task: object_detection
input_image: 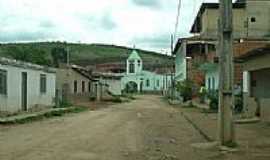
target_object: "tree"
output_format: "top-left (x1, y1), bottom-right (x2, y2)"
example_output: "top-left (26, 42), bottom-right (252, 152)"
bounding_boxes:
top-left (4, 45), bottom-right (50, 66)
top-left (51, 47), bottom-right (68, 67)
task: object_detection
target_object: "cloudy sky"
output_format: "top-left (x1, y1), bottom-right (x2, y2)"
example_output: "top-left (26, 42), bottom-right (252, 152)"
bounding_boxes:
top-left (0, 0), bottom-right (219, 53)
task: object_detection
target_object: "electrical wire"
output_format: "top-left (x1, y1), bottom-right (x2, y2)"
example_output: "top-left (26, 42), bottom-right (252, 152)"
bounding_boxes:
top-left (174, 0), bottom-right (182, 42)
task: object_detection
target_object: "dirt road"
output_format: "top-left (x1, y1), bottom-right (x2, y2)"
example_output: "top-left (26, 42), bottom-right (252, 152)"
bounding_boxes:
top-left (0, 95), bottom-right (212, 160)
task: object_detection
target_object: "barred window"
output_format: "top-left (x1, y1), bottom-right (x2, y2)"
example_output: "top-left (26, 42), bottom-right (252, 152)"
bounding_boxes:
top-left (40, 74), bottom-right (47, 94)
top-left (88, 82), bottom-right (91, 92)
top-left (0, 69), bottom-right (7, 95)
top-left (82, 81), bottom-right (85, 93)
top-left (74, 80), bottom-right (78, 93)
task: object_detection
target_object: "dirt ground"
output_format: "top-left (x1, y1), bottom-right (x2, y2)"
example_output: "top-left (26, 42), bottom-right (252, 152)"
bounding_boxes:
top-left (0, 95), bottom-right (223, 160)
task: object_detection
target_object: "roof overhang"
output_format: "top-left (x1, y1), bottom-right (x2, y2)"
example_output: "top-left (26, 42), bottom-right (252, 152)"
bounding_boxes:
top-left (237, 46), bottom-right (270, 61)
top-left (172, 36), bottom-right (217, 55)
top-left (0, 57), bottom-right (56, 73)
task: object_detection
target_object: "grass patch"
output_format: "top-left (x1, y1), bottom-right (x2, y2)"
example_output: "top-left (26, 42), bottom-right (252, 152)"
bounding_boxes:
top-left (1, 106), bottom-right (88, 125)
top-left (200, 108), bottom-right (218, 114)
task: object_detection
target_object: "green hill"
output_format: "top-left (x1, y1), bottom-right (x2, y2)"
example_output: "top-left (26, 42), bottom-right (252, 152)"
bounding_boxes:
top-left (0, 42), bottom-right (174, 67)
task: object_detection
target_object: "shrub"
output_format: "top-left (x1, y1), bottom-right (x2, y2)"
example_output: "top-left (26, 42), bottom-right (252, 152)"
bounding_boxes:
top-left (198, 86), bottom-right (207, 103)
top-left (208, 90), bottom-right (219, 111)
top-left (176, 80), bottom-right (193, 102)
top-left (234, 96), bottom-right (243, 113)
top-left (89, 95), bottom-right (96, 101)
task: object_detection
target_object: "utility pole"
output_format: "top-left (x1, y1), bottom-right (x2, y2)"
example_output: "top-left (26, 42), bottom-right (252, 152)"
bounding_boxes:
top-left (218, 0), bottom-right (235, 146)
top-left (170, 34), bottom-right (175, 100)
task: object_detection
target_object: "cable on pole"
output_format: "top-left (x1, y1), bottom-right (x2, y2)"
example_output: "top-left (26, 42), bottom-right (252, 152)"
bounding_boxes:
top-left (174, 0), bottom-right (182, 42)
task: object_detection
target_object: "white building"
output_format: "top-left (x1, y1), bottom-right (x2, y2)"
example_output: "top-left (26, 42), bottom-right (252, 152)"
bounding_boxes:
top-left (121, 50), bottom-right (171, 93)
top-left (0, 57), bottom-right (56, 113)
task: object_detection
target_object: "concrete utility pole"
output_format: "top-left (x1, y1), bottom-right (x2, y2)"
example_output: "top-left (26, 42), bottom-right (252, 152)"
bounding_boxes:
top-left (218, 0), bottom-right (235, 146)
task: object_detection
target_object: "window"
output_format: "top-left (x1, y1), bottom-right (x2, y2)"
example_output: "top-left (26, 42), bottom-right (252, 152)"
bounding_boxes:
top-left (212, 77), bottom-right (215, 90)
top-left (82, 81), bottom-right (85, 93)
top-left (40, 74), bottom-right (47, 94)
top-left (208, 77), bottom-right (211, 90)
top-left (74, 80), bottom-right (78, 93)
top-left (146, 79), bottom-right (150, 87)
top-left (156, 80), bottom-right (160, 87)
top-left (0, 69), bottom-right (7, 95)
top-left (129, 60), bottom-right (135, 73)
top-left (138, 60), bottom-right (141, 67)
top-left (88, 82), bottom-right (91, 92)
top-left (251, 17), bottom-right (256, 23)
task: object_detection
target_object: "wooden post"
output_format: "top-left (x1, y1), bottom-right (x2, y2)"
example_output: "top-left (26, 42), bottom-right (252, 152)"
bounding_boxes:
top-left (218, 0), bottom-right (235, 146)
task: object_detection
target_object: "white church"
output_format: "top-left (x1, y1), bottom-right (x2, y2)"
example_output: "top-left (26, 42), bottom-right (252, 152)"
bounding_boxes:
top-left (120, 49), bottom-right (172, 93)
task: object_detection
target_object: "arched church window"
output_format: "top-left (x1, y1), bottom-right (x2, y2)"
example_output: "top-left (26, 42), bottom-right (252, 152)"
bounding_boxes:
top-left (129, 60), bottom-right (135, 73)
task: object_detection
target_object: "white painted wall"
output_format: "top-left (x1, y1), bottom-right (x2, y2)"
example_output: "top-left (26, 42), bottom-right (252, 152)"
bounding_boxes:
top-left (100, 78), bottom-right (122, 96)
top-left (121, 70), bottom-right (171, 92)
top-left (175, 42), bottom-right (187, 82)
top-left (0, 64), bottom-right (56, 113)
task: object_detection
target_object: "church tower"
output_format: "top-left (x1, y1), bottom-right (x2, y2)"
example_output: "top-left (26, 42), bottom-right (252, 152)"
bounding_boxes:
top-left (126, 49), bottom-right (143, 74)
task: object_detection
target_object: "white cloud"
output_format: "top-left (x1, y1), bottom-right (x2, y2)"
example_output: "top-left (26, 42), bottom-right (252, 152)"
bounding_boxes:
top-left (0, 0), bottom-right (220, 53)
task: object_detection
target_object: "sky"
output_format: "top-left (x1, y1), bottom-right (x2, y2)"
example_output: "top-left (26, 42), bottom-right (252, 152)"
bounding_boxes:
top-left (0, 0), bottom-right (219, 53)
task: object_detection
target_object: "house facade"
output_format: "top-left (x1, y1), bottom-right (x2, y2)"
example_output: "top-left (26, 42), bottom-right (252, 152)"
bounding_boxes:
top-left (177, 0), bottom-right (270, 94)
top-left (200, 39), bottom-right (270, 91)
top-left (56, 65), bottom-right (97, 103)
top-left (173, 37), bottom-right (216, 92)
top-left (93, 72), bottom-right (123, 96)
top-left (240, 46), bottom-right (270, 122)
top-left (191, 0), bottom-right (270, 39)
top-left (0, 57), bottom-right (56, 113)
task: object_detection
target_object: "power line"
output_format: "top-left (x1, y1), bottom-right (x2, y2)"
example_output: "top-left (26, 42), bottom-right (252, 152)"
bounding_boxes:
top-left (174, 0), bottom-right (182, 42)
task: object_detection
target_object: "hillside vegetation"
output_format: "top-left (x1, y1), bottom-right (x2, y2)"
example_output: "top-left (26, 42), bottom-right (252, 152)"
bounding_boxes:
top-left (0, 42), bottom-right (174, 67)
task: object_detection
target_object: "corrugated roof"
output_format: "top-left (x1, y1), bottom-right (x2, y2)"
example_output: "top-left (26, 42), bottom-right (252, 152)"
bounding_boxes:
top-left (0, 57), bottom-right (56, 73)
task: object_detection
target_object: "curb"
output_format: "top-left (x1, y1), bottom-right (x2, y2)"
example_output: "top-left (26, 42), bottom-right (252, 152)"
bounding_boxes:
top-left (0, 107), bottom-right (86, 125)
top-left (181, 111), bottom-right (214, 142)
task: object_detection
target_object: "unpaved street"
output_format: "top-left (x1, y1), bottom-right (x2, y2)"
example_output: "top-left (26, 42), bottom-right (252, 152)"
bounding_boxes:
top-left (0, 95), bottom-right (212, 160)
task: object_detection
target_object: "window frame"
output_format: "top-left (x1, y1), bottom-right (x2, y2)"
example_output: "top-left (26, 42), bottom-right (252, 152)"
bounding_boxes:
top-left (74, 80), bottom-right (78, 93)
top-left (88, 81), bottom-right (91, 92)
top-left (212, 77), bottom-right (215, 90)
top-left (0, 69), bottom-right (7, 95)
top-left (250, 17), bottom-right (256, 23)
top-left (129, 60), bottom-right (135, 73)
top-left (82, 81), bottom-right (85, 93)
top-left (40, 74), bottom-right (47, 94)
